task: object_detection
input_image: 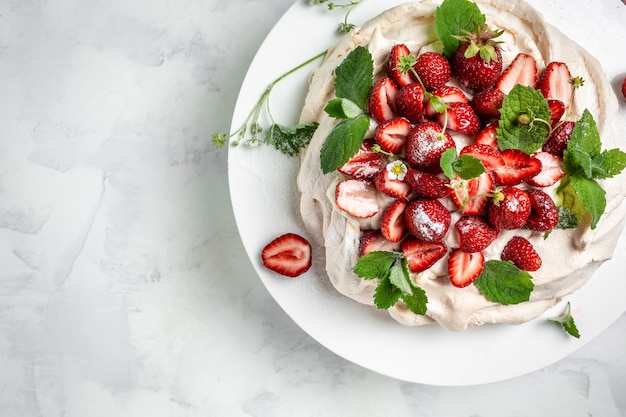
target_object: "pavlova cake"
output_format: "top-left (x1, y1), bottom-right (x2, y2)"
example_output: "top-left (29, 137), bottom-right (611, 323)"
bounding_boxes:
top-left (296, 0), bottom-right (626, 331)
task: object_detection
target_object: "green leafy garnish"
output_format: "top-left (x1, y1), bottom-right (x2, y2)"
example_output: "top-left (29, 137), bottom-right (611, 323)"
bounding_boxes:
top-left (320, 115), bottom-right (370, 174)
top-left (324, 98), bottom-right (364, 120)
top-left (474, 260), bottom-right (535, 305)
top-left (548, 302), bottom-right (580, 338)
top-left (310, 0), bottom-right (365, 33)
top-left (265, 123), bottom-right (320, 156)
top-left (353, 251), bottom-right (428, 315)
top-left (333, 45), bottom-right (374, 110)
top-left (496, 84), bottom-right (552, 154)
top-left (434, 0), bottom-right (486, 58)
top-left (440, 148), bottom-right (485, 180)
top-left (558, 109), bottom-right (626, 229)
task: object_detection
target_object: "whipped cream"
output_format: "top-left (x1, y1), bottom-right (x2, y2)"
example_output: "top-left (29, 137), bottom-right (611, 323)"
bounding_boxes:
top-left (296, 0), bottom-right (626, 331)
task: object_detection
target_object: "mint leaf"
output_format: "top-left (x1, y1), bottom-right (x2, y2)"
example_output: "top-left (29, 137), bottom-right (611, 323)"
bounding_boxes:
top-left (497, 85), bottom-right (551, 154)
top-left (474, 260), bottom-right (534, 305)
top-left (324, 97), bottom-right (364, 119)
top-left (388, 259), bottom-right (412, 295)
top-left (440, 148), bottom-right (457, 180)
top-left (265, 122), bottom-right (319, 156)
top-left (440, 148), bottom-right (484, 180)
top-left (334, 45), bottom-right (374, 110)
top-left (549, 302), bottom-right (580, 338)
top-left (591, 148), bottom-right (626, 179)
top-left (402, 285), bottom-right (428, 316)
top-left (435, 0), bottom-right (486, 58)
top-left (563, 148), bottom-right (593, 178)
top-left (374, 277), bottom-right (403, 309)
top-left (353, 251), bottom-right (401, 280)
top-left (320, 114), bottom-right (370, 174)
top-left (569, 175), bottom-right (606, 229)
top-left (566, 109), bottom-right (601, 158)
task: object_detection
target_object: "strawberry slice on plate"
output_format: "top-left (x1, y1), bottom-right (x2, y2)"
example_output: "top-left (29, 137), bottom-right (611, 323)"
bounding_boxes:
top-left (261, 233), bottom-right (312, 277)
top-left (448, 248), bottom-right (485, 288)
top-left (401, 237), bottom-right (447, 273)
top-left (493, 148), bottom-right (541, 185)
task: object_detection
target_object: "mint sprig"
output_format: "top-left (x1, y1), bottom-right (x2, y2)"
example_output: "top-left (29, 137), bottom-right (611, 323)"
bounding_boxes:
top-left (548, 302), bottom-right (580, 338)
top-left (434, 0), bottom-right (486, 58)
top-left (353, 251), bottom-right (428, 315)
top-left (440, 148), bottom-right (485, 180)
top-left (474, 260), bottom-right (534, 305)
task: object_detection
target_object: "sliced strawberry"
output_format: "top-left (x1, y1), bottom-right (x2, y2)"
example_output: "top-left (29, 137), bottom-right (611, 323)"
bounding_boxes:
top-left (501, 236), bottom-right (541, 272)
top-left (455, 215), bottom-right (498, 253)
top-left (414, 51), bottom-right (451, 91)
top-left (424, 85), bottom-right (469, 118)
top-left (460, 143), bottom-right (505, 171)
top-left (487, 186), bottom-right (531, 230)
top-left (493, 149), bottom-right (542, 185)
top-left (448, 248), bottom-right (485, 288)
top-left (380, 199), bottom-right (408, 243)
top-left (338, 139), bottom-right (387, 179)
top-left (374, 117), bottom-right (411, 154)
top-left (495, 53), bottom-right (538, 94)
top-left (475, 122), bottom-right (499, 148)
top-left (374, 167), bottom-right (411, 198)
top-left (405, 121), bottom-right (456, 174)
top-left (451, 171), bottom-right (494, 215)
top-left (335, 178), bottom-right (381, 218)
top-left (542, 120), bottom-right (575, 156)
top-left (359, 230), bottom-right (398, 256)
top-left (401, 237), bottom-right (447, 273)
top-left (436, 102), bottom-right (481, 135)
top-left (526, 151), bottom-right (565, 187)
top-left (396, 82), bottom-right (424, 123)
top-left (369, 77), bottom-right (398, 122)
top-left (405, 168), bottom-right (451, 199)
top-left (538, 62), bottom-right (573, 107)
top-left (526, 188), bottom-right (559, 232)
top-left (470, 88), bottom-right (504, 120)
top-left (387, 44), bottom-right (415, 87)
top-left (404, 198), bottom-right (451, 243)
top-left (547, 99), bottom-right (565, 125)
top-left (261, 233), bottom-right (312, 277)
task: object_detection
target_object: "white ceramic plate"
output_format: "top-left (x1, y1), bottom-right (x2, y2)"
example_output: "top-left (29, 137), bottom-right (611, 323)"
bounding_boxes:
top-left (228, 0), bottom-right (626, 386)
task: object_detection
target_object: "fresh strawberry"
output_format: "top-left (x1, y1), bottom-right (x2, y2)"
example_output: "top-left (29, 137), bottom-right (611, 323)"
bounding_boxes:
top-left (460, 143), bottom-right (504, 171)
top-left (335, 178), bottom-right (381, 218)
top-left (374, 167), bottom-right (411, 198)
top-left (487, 186), bottom-right (531, 230)
top-left (542, 120), bottom-right (575, 156)
top-left (622, 76), bottom-right (626, 99)
top-left (424, 85), bottom-right (469, 118)
top-left (493, 149), bottom-right (542, 185)
top-left (455, 215), bottom-right (498, 253)
top-left (435, 102), bottom-right (481, 135)
top-left (448, 248), bottom-right (485, 288)
top-left (525, 188), bottom-right (559, 232)
top-left (405, 168), bottom-right (451, 199)
top-left (414, 52), bottom-right (451, 91)
top-left (451, 171), bottom-right (494, 215)
top-left (405, 121), bottom-right (456, 174)
top-left (547, 99), bottom-right (565, 125)
top-left (451, 25), bottom-right (503, 94)
top-left (338, 139), bottom-right (387, 179)
top-left (396, 82), bottom-right (425, 123)
top-left (526, 151), bottom-right (565, 187)
top-left (359, 230), bottom-right (398, 256)
top-left (538, 62), bottom-right (573, 107)
top-left (387, 44), bottom-right (415, 87)
top-left (401, 237), bottom-right (448, 273)
top-left (261, 233), bottom-right (312, 277)
top-left (474, 122), bottom-right (499, 148)
top-left (470, 88), bottom-right (504, 120)
top-left (369, 77), bottom-right (398, 122)
top-left (495, 53), bottom-right (538, 94)
top-left (501, 236), bottom-right (542, 271)
top-left (380, 199), bottom-right (408, 243)
top-left (404, 198), bottom-right (451, 243)
top-left (374, 117), bottom-right (412, 154)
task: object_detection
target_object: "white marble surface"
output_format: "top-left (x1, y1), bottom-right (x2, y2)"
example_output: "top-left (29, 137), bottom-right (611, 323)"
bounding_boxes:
top-left (1, 0), bottom-right (625, 416)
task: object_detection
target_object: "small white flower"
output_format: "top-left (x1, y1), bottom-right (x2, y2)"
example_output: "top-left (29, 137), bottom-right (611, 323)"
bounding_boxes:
top-left (386, 160), bottom-right (408, 181)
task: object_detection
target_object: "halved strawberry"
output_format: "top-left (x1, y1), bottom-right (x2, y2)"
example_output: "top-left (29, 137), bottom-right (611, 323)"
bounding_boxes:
top-left (335, 178), bottom-right (381, 218)
top-left (451, 171), bottom-right (494, 215)
top-left (414, 51), bottom-right (452, 91)
top-left (538, 62), bottom-right (573, 107)
top-left (359, 230), bottom-right (398, 256)
top-left (501, 236), bottom-right (541, 271)
top-left (475, 122), bottom-right (499, 148)
top-left (526, 188), bottom-right (559, 232)
top-left (487, 186), bottom-right (531, 230)
top-left (547, 99), bottom-right (565, 125)
top-left (401, 237), bottom-right (448, 273)
top-left (369, 77), bottom-right (398, 122)
top-left (455, 215), bottom-right (499, 253)
top-left (405, 168), bottom-right (451, 199)
top-left (261, 233), bottom-right (312, 277)
top-left (380, 199), bottom-right (408, 243)
top-left (493, 149), bottom-right (542, 185)
top-left (405, 121), bottom-right (456, 174)
top-left (470, 88), bottom-right (504, 120)
top-left (448, 248), bottom-right (485, 288)
top-left (338, 139), bottom-right (387, 179)
top-left (436, 102), bottom-right (481, 135)
top-left (388, 44), bottom-right (415, 87)
top-left (542, 120), bottom-right (575, 156)
top-left (424, 85), bottom-right (469, 118)
top-left (374, 168), bottom-right (411, 198)
top-left (460, 143), bottom-right (505, 171)
top-left (404, 198), bottom-right (451, 243)
top-left (495, 53), bottom-right (538, 94)
top-left (374, 117), bottom-right (412, 154)
top-left (396, 82), bottom-right (424, 123)
top-left (526, 151), bottom-right (565, 187)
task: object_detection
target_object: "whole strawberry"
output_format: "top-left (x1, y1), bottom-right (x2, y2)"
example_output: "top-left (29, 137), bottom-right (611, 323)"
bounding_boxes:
top-left (451, 24), bottom-right (503, 94)
top-left (415, 52), bottom-right (451, 91)
top-left (405, 122), bottom-right (456, 174)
